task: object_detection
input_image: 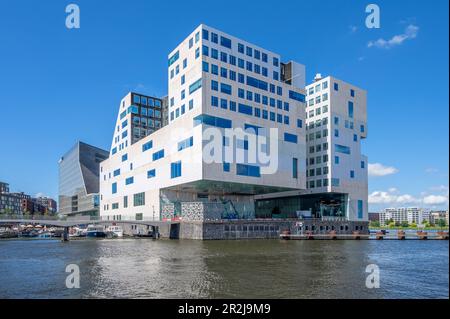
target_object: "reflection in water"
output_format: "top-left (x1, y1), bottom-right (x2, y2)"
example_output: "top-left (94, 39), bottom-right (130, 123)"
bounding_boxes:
top-left (0, 239), bottom-right (448, 299)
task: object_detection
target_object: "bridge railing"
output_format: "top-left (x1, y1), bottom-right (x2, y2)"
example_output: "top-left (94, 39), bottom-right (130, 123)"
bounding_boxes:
top-left (0, 214), bottom-right (60, 221)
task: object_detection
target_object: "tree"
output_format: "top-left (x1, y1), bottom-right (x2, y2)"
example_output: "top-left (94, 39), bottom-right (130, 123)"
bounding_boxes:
top-left (410, 222), bottom-right (417, 228)
top-left (437, 219), bottom-right (447, 228)
top-left (401, 221), bottom-right (409, 228)
top-left (370, 220), bottom-right (380, 228)
top-left (395, 221), bottom-right (401, 227)
top-left (388, 222), bottom-right (396, 228)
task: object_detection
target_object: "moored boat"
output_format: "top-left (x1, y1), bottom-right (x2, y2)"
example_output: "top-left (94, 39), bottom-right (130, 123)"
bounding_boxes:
top-left (107, 225), bottom-right (123, 238)
top-left (86, 225), bottom-right (107, 238)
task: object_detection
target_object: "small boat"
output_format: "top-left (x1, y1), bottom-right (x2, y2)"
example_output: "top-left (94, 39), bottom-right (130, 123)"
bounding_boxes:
top-left (86, 225), bottom-right (107, 238)
top-left (107, 225), bottom-right (123, 238)
top-left (37, 232), bottom-right (53, 239)
top-left (69, 227), bottom-right (87, 238)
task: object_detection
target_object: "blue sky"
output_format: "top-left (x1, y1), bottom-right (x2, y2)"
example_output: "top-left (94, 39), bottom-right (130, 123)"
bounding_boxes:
top-left (0, 0), bottom-right (448, 211)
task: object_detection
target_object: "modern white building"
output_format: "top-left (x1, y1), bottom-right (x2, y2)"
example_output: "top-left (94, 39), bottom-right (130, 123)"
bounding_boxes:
top-left (255, 75), bottom-right (368, 222)
top-left (98, 24), bottom-right (369, 236)
top-left (100, 24), bottom-right (307, 222)
top-left (379, 207), bottom-right (430, 226)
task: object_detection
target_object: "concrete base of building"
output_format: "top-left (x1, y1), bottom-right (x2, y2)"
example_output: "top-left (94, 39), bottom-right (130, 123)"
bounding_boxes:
top-left (159, 219), bottom-right (369, 240)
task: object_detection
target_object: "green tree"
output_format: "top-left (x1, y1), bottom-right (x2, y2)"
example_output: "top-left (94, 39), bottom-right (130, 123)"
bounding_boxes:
top-left (370, 220), bottom-right (380, 228)
top-left (401, 221), bottom-right (409, 228)
top-left (437, 219), bottom-right (447, 228)
top-left (388, 222), bottom-right (396, 228)
top-left (410, 222), bottom-right (417, 228)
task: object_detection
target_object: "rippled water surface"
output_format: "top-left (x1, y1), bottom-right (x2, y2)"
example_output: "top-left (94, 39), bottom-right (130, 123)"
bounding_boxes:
top-left (0, 239), bottom-right (448, 298)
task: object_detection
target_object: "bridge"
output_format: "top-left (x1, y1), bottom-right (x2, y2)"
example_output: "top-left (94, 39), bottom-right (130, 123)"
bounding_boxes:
top-left (0, 215), bottom-right (179, 228)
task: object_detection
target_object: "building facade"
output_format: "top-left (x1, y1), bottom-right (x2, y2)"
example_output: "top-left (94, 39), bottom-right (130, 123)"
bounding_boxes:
top-left (255, 75), bottom-right (368, 222)
top-left (99, 24), bottom-right (369, 236)
top-left (379, 207), bottom-right (430, 226)
top-left (100, 24), bottom-right (307, 221)
top-left (58, 141), bottom-right (109, 217)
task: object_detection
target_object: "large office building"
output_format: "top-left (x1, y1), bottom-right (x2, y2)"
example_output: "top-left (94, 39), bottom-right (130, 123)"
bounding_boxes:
top-left (99, 24), bottom-right (369, 238)
top-left (58, 141), bottom-right (109, 217)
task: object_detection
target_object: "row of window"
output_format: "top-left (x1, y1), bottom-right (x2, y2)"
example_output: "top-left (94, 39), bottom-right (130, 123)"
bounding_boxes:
top-left (132, 94), bottom-right (162, 108)
top-left (209, 95), bottom-right (300, 128)
top-left (202, 45), bottom-right (279, 80)
top-left (202, 29), bottom-right (275, 66)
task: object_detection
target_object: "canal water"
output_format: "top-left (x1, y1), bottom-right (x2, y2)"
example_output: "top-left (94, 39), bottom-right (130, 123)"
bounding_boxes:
top-left (0, 239), bottom-right (448, 299)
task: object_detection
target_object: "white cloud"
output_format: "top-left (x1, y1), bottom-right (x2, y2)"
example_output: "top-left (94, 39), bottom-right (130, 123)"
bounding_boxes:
top-left (35, 192), bottom-right (47, 198)
top-left (369, 190), bottom-right (419, 205)
top-left (368, 163), bottom-right (399, 177)
top-left (423, 195), bottom-right (448, 205)
top-left (369, 188), bottom-right (449, 208)
top-left (425, 168), bottom-right (439, 173)
top-left (368, 24), bottom-right (419, 49)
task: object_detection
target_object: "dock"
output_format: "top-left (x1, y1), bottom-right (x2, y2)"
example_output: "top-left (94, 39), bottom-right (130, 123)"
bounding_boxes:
top-left (280, 230), bottom-right (449, 240)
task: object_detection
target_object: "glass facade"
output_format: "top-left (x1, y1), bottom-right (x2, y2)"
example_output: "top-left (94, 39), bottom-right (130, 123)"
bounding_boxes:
top-left (255, 193), bottom-right (348, 219)
top-left (58, 142), bottom-right (108, 216)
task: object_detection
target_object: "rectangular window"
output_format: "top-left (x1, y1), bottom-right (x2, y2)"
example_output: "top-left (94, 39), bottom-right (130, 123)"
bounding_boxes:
top-left (211, 64), bottom-right (218, 75)
top-left (335, 156), bottom-right (339, 164)
top-left (202, 29), bottom-right (209, 40)
top-left (335, 144), bottom-right (351, 154)
top-left (350, 170), bottom-right (355, 178)
top-left (211, 32), bottom-right (218, 43)
top-left (220, 52), bottom-right (227, 63)
top-left (348, 101), bottom-right (354, 118)
top-left (361, 161), bottom-right (365, 169)
top-left (293, 158), bottom-right (298, 179)
top-left (142, 140), bottom-right (153, 152)
top-left (202, 61), bottom-right (209, 72)
top-left (168, 51), bottom-right (179, 66)
top-left (236, 164), bottom-right (260, 177)
top-left (189, 78), bottom-right (202, 94)
top-left (124, 196), bottom-right (128, 208)
top-left (125, 177), bottom-right (134, 185)
top-left (147, 169), bottom-right (156, 179)
top-left (238, 103), bottom-right (253, 115)
top-left (351, 89), bottom-right (355, 97)
top-left (178, 136), bottom-right (193, 151)
top-left (202, 45), bottom-right (209, 56)
top-left (238, 43), bottom-right (244, 53)
top-left (211, 48), bottom-right (218, 59)
top-left (297, 119), bottom-right (303, 128)
top-left (193, 114), bottom-right (232, 128)
top-left (113, 169), bottom-right (120, 177)
top-left (195, 47), bottom-right (200, 59)
top-left (220, 36), bottom-right (232, 48)
top-left (112, 182), bottom-right (117, 194)
top-left (334, 82), bottom-right (339, 91)
top-left (211, 80), bottom-right (219, 91)
top-left (289, 90), bottom-right (306, 102)
top-left (223, 162), bottom-right (230, 172)
top-left (220, 83), bottom-right (232, 95)
top-left (220, 98), bottom-right (227, 109)
top-left (133, 192), bottom-right (145, 207)
top-left (284, 133), bottom-right (298, 144)
top-left (246, 46), bottom-right (253, 57)
top-left (122, 154), bottom-right (128, 162)
top-left (358, 200), bottom-right (363, 219)
top-left (171, 161), bottom-right (182, 179)
top-left (152, 149), bottom-right (165, 161)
